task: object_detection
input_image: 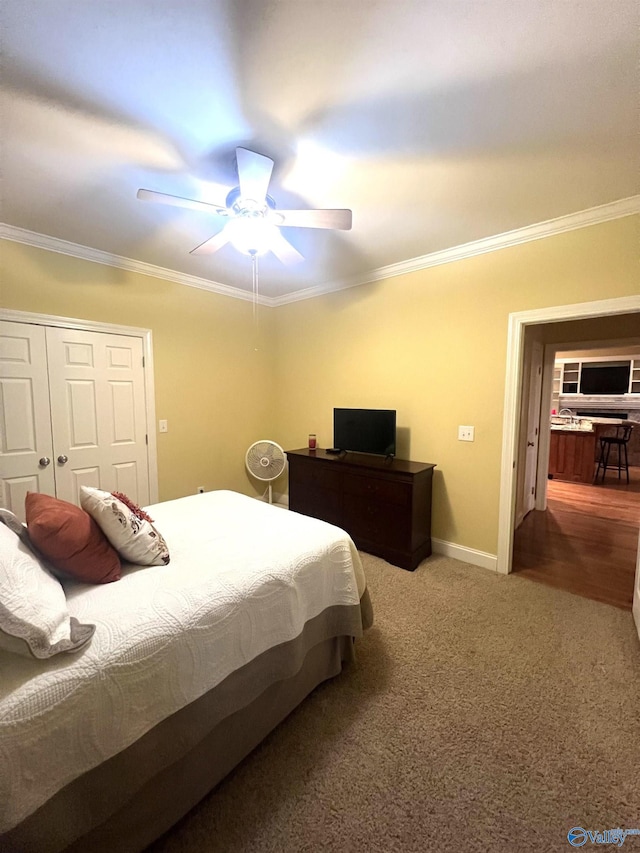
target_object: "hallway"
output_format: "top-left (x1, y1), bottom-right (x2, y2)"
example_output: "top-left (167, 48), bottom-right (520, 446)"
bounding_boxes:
top-left (513, 468), bottom-right (640, 609)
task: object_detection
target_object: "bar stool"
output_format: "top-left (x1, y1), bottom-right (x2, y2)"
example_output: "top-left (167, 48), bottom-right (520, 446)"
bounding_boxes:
top-left (594, 424), bottom-right (633, 483)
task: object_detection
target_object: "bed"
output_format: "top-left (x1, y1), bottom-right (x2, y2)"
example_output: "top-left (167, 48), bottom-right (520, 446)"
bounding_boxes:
top-left (0, 490), bottom-right (372, 853)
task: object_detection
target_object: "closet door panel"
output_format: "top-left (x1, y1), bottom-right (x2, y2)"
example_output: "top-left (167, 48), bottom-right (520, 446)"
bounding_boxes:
top-left (69, 466), bottom-right (101, 502)
top-left (46, 328), bottom-right (150, 506)
top-left (0, 321), bottom-right (55, 520)
top-left (66, 380), bottom-right (100, 448)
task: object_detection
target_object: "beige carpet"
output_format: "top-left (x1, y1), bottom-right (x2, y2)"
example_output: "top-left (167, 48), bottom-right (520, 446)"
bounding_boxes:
top-left (148, 554), bottom-right (640, 853)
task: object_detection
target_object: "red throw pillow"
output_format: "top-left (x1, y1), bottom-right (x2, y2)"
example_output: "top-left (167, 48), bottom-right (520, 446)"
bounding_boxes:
top-left (25, 492), bottom-right (121, 584)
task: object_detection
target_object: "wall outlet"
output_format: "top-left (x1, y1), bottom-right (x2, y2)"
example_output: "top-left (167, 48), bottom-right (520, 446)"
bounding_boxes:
top-left (458, 425), bottom-right (475, 442)
top-left (197, 486), bottom-right (205, 494)
top-left (159, 419), bottom-right (168, 433)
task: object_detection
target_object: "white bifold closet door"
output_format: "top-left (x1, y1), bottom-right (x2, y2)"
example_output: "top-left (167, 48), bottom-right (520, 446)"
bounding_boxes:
top-left (0, 321), bottom-right (56, 512)
top-left (0, 320), bottom-right (150, 521)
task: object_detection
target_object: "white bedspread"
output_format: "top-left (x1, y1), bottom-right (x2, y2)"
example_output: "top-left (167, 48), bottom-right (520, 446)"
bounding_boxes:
top-left (0, 491), bottom-right (366, 832)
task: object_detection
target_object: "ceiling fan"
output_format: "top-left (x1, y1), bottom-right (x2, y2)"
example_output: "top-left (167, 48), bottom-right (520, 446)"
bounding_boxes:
top-left (137, 147), bottom-right (352, 265)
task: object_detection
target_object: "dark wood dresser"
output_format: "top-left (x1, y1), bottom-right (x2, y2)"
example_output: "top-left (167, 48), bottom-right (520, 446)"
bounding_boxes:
top-left (286, 448), bottom-right (436, 570)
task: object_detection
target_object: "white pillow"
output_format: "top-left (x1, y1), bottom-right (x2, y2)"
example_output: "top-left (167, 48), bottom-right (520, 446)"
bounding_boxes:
top-left (80, 487), bottom-right (170, 567)
top-left (0, 519), bottom-right (95, 659)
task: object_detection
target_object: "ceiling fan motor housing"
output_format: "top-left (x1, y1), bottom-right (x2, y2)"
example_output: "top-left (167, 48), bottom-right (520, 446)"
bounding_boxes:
top-left (225, 186), bottom-right (277, 215)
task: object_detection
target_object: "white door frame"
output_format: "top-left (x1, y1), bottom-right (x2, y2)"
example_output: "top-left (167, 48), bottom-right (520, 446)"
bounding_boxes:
top-left (519, 340), bottom-right (544, 525)
top-left (0, 308), bottom-right (159, 504)
top-left (496, 295), bottom-right (640, 575)
top-left (534, 344), bottom-right (558, 512)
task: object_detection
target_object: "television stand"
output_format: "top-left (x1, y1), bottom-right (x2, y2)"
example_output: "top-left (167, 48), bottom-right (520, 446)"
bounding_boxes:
top-left (286, 448), bottom-right (436, 571)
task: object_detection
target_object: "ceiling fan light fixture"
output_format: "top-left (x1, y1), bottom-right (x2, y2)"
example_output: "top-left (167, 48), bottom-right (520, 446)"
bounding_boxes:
top-left (225, 216), bottom-right (274, 256)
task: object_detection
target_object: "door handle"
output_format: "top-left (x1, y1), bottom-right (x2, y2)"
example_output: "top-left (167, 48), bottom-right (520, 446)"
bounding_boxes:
top-left (527, 441), bottom-right (535, 447)
top-left (57, 455), bottom-right (68, 464)
top-left (39, 457), bottom-right (51, 467)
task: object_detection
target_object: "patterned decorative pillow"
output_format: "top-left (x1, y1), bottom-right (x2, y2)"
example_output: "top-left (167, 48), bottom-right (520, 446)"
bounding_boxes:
top-left (0, 518), bottom-right (95, 659)
top-left (80, 487), bottom-right (170, 567)
top-left (26, 492), bottom-right (121, 584)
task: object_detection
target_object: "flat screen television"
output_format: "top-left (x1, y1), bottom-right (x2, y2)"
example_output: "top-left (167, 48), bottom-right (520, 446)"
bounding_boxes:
top-left (333, 408), bottom-right (396, 457)
top-left (579, 362), bottom-right (630, 395)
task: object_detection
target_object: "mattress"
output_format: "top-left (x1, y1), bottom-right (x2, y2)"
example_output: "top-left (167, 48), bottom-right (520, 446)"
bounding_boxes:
top-left (0, 490), bottom-right (367, 834)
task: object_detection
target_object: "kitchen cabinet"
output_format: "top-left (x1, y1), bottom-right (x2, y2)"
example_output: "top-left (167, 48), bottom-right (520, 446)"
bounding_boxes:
top-left (548, 428), bottom-right (596, 483)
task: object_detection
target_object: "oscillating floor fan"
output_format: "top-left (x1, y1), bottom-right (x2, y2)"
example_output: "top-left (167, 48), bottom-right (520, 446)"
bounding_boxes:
top-left (245, 440), bottom-right (287, 503)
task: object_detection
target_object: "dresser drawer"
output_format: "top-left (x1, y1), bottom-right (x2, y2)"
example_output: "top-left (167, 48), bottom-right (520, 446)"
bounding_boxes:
top-left (343, 496), bottom-right (410, 550)
top-left (289, 483), bottom-right (344, 527)
top-left (289, 459), bottom-right (342, 492)
top-left (342, 471), bottom-right (410, 507)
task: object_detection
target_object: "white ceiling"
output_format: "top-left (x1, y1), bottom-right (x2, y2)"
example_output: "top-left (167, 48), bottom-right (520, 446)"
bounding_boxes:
top-left (1, 0), bottom-right (638, 300)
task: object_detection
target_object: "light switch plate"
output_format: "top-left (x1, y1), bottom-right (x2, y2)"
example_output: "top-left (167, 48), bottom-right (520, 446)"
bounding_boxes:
top-left (458, 425), bottom-right (475, 442)
top-left (159, 419), bottom-right (168, 433)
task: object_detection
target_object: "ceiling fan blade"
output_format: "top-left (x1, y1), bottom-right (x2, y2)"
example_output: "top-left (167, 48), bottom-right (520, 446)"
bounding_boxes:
top-left (137, 188), bottom-right (227, 217)
top-left (275, 208), bottom-right (352, 230)
top-left (189, 227), bottom-right (232, 255)
top-left (236, 148), bottom-right (274, 205)
top-left (268, 228), bottom-right (304, 265)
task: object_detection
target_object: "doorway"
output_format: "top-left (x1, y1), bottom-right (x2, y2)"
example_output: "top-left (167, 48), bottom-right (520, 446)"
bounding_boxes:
top-left (497, 296), bottom-right (640, 581)
top-left (512, 337), bottom-right (640, 608)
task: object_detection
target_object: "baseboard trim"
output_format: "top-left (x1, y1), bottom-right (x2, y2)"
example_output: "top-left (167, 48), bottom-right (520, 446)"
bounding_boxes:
top-left (431, 538), bottom-right (499, 572)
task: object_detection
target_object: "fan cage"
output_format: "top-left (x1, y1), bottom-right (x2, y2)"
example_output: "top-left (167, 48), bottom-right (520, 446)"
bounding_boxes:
top-left (245, 441), bottom-right (286, 482)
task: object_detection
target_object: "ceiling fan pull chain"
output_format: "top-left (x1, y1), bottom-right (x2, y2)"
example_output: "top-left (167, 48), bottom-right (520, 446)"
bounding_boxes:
top-left (251, 250), bottom-right (259, 350)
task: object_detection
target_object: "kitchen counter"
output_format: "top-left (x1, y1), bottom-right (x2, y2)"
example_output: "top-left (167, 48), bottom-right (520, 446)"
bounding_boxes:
top-left (549, 417), bottom-right (626, 434)
top-left (550, 424), bottom-right (594, 433)
top-left (548, 419), bottom-right (628, 482)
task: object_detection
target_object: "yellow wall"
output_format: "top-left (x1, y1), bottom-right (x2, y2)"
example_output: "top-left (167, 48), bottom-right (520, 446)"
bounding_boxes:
top-left (0, 241), bottom-right (276, 502)
top-left (2, 216), bottom-right (638, 552)
top-left (273, 216), bottom-right (640, 555)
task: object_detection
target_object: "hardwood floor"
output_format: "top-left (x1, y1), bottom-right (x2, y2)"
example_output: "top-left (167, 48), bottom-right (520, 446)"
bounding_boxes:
top-left (513, 467), bottom-right (640, 610)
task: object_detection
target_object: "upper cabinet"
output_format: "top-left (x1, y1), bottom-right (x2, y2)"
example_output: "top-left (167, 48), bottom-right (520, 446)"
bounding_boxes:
top-left (561, 362), bottom-right (580, 394)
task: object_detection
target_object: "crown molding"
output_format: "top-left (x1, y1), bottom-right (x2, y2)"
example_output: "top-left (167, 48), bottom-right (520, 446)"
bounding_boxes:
top-left (0, 224), bottom-right (276, 307)
top-left (2, 194), bottom-right (638, 309)
top-left (271, 195), bottom-right (640, 306)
